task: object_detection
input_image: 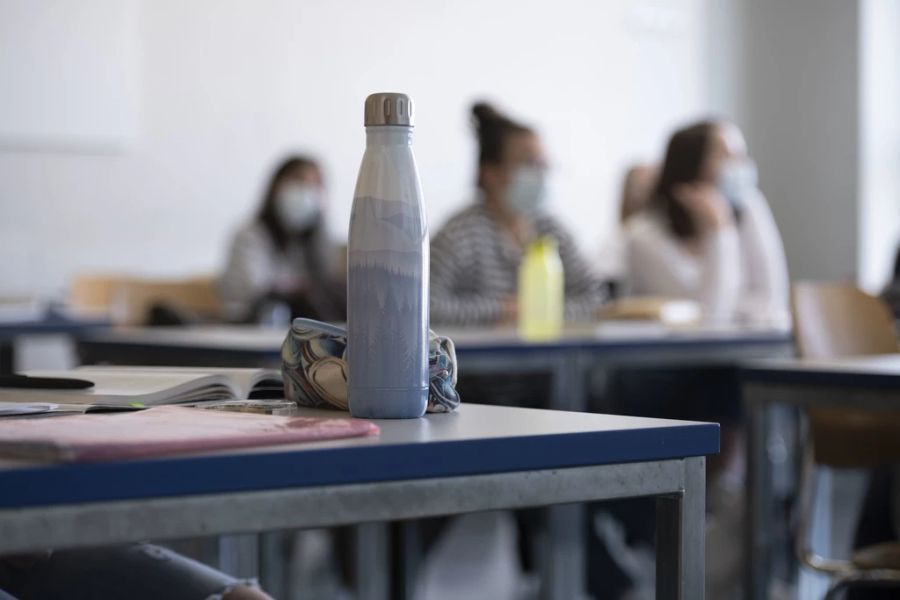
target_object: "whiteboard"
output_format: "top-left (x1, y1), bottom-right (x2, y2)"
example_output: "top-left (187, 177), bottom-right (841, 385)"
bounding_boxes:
top-left (0, 0), bottom-right (139, 151)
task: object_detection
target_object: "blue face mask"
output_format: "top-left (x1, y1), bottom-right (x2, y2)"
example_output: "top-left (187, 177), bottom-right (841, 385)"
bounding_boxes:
top-left (717, 159), bottom-right (758, 210)
top-left (506, 166), bottom-right (547, 215)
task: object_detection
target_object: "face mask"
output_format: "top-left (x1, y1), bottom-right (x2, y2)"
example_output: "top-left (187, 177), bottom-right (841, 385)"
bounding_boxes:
top-left (276, 182), bottom-right (321, 231)
top-left (506, 166), bottom-right (547, 215)
top-left (717, 158), bottom-right (758, 210)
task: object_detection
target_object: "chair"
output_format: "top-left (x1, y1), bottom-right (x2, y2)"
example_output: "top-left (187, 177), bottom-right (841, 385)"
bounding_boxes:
top-left (70, 274), bottom-right (222, 325)
top-left (791, 282), bottom-right (900, 598)
top-left (792, 282), bottom-right (899, 359)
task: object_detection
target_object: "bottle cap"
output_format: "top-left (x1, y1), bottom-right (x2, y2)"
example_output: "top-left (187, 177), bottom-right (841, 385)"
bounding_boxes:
top-left (364, 93), bottom-right (414, 127)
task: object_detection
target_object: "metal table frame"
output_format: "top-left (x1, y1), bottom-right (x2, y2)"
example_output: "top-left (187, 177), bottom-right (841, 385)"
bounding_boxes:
top-left (69, 325), bottom-right (784, 598)
top-left (743, 364), bottom-right (900, 600)
top-left (0, 457), bottom-right (706, 600)
top-left (453, 332), bottom-right (790, 599)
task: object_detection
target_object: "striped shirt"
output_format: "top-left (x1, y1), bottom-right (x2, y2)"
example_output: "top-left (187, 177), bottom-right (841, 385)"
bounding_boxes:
top-left (430, 203), bottom-right (608, 326)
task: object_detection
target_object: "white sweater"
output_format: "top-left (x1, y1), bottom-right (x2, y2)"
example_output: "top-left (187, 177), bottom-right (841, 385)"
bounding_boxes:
top-left (218, 221), bottom-right (336, 320)
top-left (624, 191), bottom-right (789, 326)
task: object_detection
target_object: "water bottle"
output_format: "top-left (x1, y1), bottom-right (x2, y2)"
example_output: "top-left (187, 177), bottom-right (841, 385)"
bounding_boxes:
top-left (518, 236), bottom-right (564, 340)
top-left (347, 92), bottom-right (429, 419)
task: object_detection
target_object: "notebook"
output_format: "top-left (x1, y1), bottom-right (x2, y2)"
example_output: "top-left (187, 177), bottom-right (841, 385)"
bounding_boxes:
top-left (599, 296), bottom-right (702, 326)
top-left (0, 405), bottom-right (378, 462)
top-left (0, 367), bottom-right (284, 416)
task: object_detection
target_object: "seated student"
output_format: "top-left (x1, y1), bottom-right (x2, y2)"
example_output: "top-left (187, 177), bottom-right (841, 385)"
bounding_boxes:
top-left (428, 102), bottom-right (606, 582)
top-left (0, 543), bottom-right (271, 600)
top-left (625, 120), bottom-right (789, 326)
top-left (430, 102), bottom-right (607, 327)
top-left (219, 155), bottom-right (345, 324)
top-left (603, 120), bottom-right (790, 599)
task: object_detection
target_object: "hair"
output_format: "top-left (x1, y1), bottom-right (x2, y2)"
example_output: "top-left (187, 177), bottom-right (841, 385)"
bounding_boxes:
top-left (257, 155), bottom-right (321, 251)
top-left (471, 102), bottom-right (533, 189)
top-left (893, 244), bottom-right (900, 280)
top-left (620, 164), bottom-right (659, 223)
top-left (652, 120), bottom-right (721, 240)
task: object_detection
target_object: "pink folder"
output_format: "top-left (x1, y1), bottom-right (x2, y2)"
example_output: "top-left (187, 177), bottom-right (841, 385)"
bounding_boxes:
top-left (0, 406), bottom-right (379, 462)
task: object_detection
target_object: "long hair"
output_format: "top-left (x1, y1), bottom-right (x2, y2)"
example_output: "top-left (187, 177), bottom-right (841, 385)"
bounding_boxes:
top-left (652, 121), bottom-right (719, 240)
top-left (256, 155), bottom-right (328, 285)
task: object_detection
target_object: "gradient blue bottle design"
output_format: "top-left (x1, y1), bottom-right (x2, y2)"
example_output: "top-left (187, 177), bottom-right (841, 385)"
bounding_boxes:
top-left (347, 93), bottom-right (429, 419)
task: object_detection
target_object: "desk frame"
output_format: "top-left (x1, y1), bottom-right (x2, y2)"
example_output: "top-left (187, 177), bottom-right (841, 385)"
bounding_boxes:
top-left (0, 457), bottom-right (705, 600)
top-left (744, 379), bottom-right (900, 600)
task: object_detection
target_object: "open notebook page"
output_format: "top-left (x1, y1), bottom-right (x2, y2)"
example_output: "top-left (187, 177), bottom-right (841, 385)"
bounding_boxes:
top-left (3, 370), bottom-right (239, 408)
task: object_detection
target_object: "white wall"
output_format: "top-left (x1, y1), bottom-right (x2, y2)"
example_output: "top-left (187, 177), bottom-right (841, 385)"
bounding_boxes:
top-left (0, 0), bottom-right (712, 298)
top-left (738, 0), bottom-right (861, 283)
top-left (859, 0), bottom-right (900, 292)
top-left (0, 0), bottom-right (140, 150)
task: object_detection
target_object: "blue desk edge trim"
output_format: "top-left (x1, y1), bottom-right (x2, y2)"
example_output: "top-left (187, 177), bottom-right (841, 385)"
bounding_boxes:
top-left (741, 366), bottom-right (900, 390)
top-left (0, 423), bottom-right (719, 509)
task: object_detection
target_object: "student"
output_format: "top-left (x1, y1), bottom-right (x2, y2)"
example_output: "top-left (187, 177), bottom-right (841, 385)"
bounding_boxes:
top-left (0, 544), bottom-right (271, 599)
top-left (430, 102), bottom-right (607, 327)
top-left (625, 120), bottom-right (789, 325)
top-left (219, 156), bottom-right (345, 324)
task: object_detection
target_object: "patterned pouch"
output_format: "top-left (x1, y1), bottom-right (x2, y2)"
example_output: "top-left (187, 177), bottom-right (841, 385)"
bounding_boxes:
top-left (281, 318), bottom-right (460, 413)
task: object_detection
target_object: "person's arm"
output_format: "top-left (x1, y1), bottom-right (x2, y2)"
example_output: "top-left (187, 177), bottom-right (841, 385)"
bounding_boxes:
top-left (549, 223), bottom-right (609, 323)
top-left (627, 217), bottom-right (741, 322)
top-left (429, 223), bottom-right (507, 327)
top-left (697, 228), bottom-right (742, 321)
top-left (218, 226), bottom-right (276, 321)
top-left (737, 191), bottom-right (790, 323)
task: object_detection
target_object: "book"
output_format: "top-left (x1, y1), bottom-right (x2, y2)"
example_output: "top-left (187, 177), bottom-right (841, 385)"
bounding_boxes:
top-left (599, 296), bottom-right (702, 326)
top-left (0, 405), bottom-right (378, 462)
top-left (0, 366), bottom-right (284, 415)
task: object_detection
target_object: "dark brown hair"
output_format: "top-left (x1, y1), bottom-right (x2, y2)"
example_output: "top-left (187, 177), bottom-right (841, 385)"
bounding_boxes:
top-left (653, 121), bottom-right (719, 240)
top-left (893, 244), bottom-right (900, 280)
top-left (471, 102), bottom-right (533, 189)
top-left (258, 155), bottom-right (321, 251)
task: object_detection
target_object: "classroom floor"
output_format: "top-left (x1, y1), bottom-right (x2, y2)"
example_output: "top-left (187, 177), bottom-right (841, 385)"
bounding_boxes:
top-left (288, 512), bottom-right (537, 600)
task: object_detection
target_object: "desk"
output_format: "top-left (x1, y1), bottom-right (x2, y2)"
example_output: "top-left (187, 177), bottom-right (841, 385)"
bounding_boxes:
top-left (0, 404), bottom-right (717, 600)
top-left (0, 312), bottom-right (109, 372)
top-left (742, 354), bottom-right (900, 600)
top-left (75, 323), bottom-right (789, 596)
top-left (76, 323), bottom-right (793, 413)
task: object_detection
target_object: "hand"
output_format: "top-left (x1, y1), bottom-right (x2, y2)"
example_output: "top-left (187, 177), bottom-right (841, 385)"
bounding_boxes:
top-left (672, 182), bottom-right (733, 233)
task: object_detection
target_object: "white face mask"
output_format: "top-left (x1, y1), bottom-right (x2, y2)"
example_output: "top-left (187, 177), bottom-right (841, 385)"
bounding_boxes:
top-left (276, 182), bottom-right (321, 231)
top-left (717, 158), bottom-right (758, 210)
top-left (506, 166), bottom-right (547, 215)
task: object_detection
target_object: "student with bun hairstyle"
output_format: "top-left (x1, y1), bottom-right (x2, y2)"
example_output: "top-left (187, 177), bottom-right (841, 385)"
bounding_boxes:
top-left (429, 102), bottom-right (607, 327)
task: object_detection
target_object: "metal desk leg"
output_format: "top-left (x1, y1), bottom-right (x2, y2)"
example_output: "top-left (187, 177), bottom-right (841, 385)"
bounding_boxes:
top-left (746, 392), bottom-right (771, 600)
top-left (218, 533), bottom-right (259, 580)
top-left (259, 531), bottom-right (289, 599)
top-left (539, 351), bottom-right (588, 600)
top-left (0, 341), bottom-right (13, 374)
top-left (355, 522), bottom-right (389, 600)
top-left (391, 521), bottom-right (421, 600)
top-left (656, 456), bottom-right (705, 600)
top-left (541, 503), bottom-right (586, 600)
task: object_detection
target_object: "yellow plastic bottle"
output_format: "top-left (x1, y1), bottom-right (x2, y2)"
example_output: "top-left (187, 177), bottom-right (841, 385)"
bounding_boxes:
top-left (518, 236), bottom-right (564, 340)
